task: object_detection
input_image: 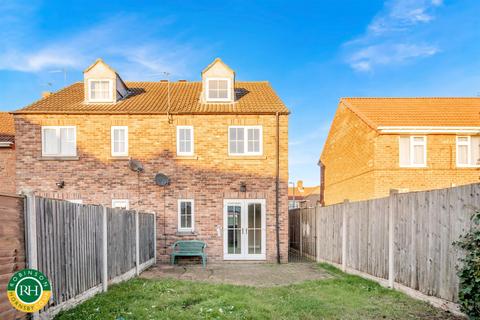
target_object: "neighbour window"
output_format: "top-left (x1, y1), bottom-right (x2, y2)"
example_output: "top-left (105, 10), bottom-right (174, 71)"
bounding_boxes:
top-left (89, 79), bottom-right (113, 102)
top-left (112, 199), bottom-right (129, 210)
top-left (399, 136), bottom-right (426, 167)
top-left (178, 199), bottom-right (194, 231)
top-left (111, 126), bottom-right (128, 156)
top-left (176, 126), bottom-right (194, 156)
top-left (68, 199), bottom-right (83, 204)
top-left (42, 126), bottom-right (77, 157)
top-left (456, 136), bottom-right (480, 167)
top-left (229, 126), bottom-right (262, 155)
top-left (207, 78), bottom-right (230, 101)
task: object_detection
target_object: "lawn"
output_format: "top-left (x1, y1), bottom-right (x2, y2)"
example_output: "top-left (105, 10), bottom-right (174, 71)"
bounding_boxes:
top-left (55, 264), bottom-right (460, 320)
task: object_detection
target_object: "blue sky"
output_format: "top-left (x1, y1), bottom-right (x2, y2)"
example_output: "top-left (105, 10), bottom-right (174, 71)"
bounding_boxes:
top-left (1, 0), bottom-right (480, 185)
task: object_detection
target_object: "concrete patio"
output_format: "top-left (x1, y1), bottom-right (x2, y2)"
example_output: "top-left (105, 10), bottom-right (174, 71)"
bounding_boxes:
top-left (140, 263), bottom-right (330, 287)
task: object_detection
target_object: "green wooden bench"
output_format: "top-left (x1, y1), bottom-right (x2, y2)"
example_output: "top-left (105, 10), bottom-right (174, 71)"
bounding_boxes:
top-left (170, 240), bottom-right (207, 268)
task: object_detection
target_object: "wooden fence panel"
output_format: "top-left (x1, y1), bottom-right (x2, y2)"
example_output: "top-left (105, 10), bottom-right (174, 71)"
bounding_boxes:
top-left (0, 194), bottom-right (26, 320)
top-left (291, 183), bottom-right (478, 304)
top-left (107, 208), bottom-right (136, 280)
top-left (139, 212), bottom-right (155, 264)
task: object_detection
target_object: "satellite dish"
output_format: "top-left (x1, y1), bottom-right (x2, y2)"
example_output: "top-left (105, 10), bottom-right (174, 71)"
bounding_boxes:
top-left (128, 159), bottom-right (144, 173)
top-left (155, 173), bottom-right (170, 186)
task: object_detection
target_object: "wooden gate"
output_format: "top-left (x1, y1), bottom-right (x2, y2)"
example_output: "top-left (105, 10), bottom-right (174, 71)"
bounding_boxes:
top-left (288, 207), bottom-right (317, 262)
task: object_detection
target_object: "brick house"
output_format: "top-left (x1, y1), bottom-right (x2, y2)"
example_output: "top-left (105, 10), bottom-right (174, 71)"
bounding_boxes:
top-left (13, 58), bottom-right (289, 263)
top-left (320, 98), bottom-right (480, 205)
top-left (0, 112), bottom-right (16, 194)
top-left (288, 180), bottom-right (320, 209)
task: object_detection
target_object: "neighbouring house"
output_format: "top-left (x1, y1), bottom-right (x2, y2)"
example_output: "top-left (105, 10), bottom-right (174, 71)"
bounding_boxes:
top-left (319, 97), bottom-right (480, 205)
top-left (288, 180), bottom-right (320, 209)
top-left (13, 58), bottom-right (289, 263)
top-left (0, 112), bottom-right (16, 194)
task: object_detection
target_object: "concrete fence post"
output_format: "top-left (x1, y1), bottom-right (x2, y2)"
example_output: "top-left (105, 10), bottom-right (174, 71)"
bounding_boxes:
top-left (25, 193), bottom-right (39, 320)
top-left (102, 206), bottom-right (108, 292)
top-left (341, 199), bottom-right (349, 272)
top-left (388, 190), bottom-right (397, 288)
top-left (153, 212), bottom-right (157, 264)
top-left (135, 211), bottom-right (140, 276)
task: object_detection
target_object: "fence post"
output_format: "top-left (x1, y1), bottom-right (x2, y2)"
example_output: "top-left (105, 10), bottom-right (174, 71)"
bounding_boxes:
top-left (388, 190), bottom-right (397, 288)
top-left (135, 212), bottom-right (140, 275)
top-left (299, 210), bottom-right (303, 256)
top-left (153, 212), bottom-right (157, 264)
top-left (342, 199), bottom-right (349, 272)
top-left (102, 206), bottom-right (108, 292)
top-left (25, 193), bottom-right (39, 320)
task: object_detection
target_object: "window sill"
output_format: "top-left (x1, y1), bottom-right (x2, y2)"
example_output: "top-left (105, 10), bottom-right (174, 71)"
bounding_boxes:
top-left (399, 165), bottom-right (427, 168)
top-left (225, 155), bottom-right (267, 160)
top-left (40, 156), bottom-right (79, 161)
top-left (174, 155), bottom-right (198, 160)
top-left (109, 156), bottom-right (130, 161)
top-left (176, 231), bottom-right (197, 236)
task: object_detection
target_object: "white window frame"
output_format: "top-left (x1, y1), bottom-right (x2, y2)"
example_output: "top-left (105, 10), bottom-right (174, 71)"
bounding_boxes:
top-left (88, 79), bottom-right (113, 102)
top-left (177, 199), bottom-right (195, 232)
top-left (228, 125), bottom-right (263, 156)
top-left (456, 136), bottom-right (480, 168)
top-left (111, 126), bottom-right (129, 157)
top-left (399, 136), bottom-right (427, 168)
top-left (68, 199), bottom-right (83, 204)
top-left (176, 126), bottom-right (194, 156)
top-left (41, 126), bottom-right (77, 157)
top-left (205, 77), bottom-right (232, 102)
top-left (112, 199), bottom-right (129, 210)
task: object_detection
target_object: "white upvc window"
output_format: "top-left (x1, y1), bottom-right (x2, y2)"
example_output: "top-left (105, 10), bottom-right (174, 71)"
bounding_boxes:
top-left (176, 126), bottom-right (194, 156)
top-left (88, 79), bottom-right (113, 102)
top-left (206, 78), bottom-right (231, 102)
top-left (178, 199), bottom-right (194, 232)
top-left (41, 126), bottom-right (77, 157)
top-left (68, 199), bottom-right (83, 204)
top-left (399, 136), bottom-right (427, 167)
top-left (112, 199), bottom-right (129, 210)
top-left (111, 126), bottom-right (128, 157)
top-left (228, 126), bottom-right (262, 156)
top-left (456, 136), bottom-right (480, 167)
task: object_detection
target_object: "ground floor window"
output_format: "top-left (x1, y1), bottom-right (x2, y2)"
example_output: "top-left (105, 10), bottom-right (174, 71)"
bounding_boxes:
top-left (178, 199), bottom-right (194, 232)
top-left (112, 199), bottom-right (129, 210)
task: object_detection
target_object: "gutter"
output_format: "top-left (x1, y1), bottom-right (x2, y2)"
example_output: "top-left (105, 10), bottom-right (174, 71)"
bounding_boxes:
top-left (377, 126), bottom-right (480, 134)
top-left (275, 112), bottom-right (281, 264)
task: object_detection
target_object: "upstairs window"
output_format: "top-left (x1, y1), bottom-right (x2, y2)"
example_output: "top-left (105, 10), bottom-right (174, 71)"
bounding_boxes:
top-left (229, 126), bottom-right (262, 156)
top-left (399, 136), bottom-right (426, 167)
top-left (176, 126), bottom-right (194, 156)
top-left (111, 126), bottom-right (128, 157)
top-left (178, 199), bottom-right (194, 231)
top-left (112, 199), bottom-right (129, 210)
top-left (42, 126), bottom-right (76, 157)
top-left (456, 136), bottom-right (480, 167)
top-left (88, 79), bottom-right (113, 102)
top-left (206, 78), bottom-right (231, 101)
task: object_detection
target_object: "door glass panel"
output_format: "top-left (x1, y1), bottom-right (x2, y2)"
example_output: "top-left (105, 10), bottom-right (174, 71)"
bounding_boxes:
top-left (247, 203), bottom-right (262, 254)
top-left (227, 205), bottom-right (241, 254)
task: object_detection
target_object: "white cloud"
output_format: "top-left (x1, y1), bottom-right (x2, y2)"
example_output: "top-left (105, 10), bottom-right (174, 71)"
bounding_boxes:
top-left (344, 0), bottom-right (443, 71)
top-left (0, 11), bottom-right (205, 79)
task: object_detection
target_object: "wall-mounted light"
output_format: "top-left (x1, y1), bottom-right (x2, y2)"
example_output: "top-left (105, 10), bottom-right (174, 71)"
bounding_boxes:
top-left (56, 181), bottom-right (65, 189)
top-left (240, 182), bottom-right (247, 193)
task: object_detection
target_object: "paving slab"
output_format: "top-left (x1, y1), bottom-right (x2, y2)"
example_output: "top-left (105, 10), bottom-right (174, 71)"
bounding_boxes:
top-left (140, 263), bottom-right (330, 287)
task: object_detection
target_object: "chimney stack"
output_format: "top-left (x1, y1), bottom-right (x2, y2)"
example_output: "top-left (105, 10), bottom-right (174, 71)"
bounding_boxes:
top-left (42, 91), bottom-right (52, 99)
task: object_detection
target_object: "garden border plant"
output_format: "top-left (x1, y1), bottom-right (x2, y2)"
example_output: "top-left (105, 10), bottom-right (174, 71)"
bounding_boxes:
top-left (455, 210), bottom-right (480, 319)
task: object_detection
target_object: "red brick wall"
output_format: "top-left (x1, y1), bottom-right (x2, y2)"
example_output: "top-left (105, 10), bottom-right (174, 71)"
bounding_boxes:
top-left (14, 114), bottom-right (289, 263)
top-left (0, 147), bottom-right (16, 194)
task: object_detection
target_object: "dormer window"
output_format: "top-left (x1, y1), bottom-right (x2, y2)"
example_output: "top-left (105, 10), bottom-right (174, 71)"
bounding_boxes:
top-left (88, 79), bottom-right (113, 102)
top-left (206, 78), bottom-right (231, 102)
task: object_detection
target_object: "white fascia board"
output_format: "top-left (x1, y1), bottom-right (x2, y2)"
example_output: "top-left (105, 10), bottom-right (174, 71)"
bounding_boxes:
top-left (378, 126), bottom-right (480, 134)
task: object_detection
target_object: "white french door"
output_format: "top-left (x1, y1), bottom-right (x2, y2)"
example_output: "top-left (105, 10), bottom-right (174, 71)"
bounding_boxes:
top-left (223, 199), bottom-right (266, 260)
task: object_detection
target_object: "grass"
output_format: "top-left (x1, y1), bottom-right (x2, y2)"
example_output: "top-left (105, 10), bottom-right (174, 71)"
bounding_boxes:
top-left (55, 263), bottom-right (459, 320)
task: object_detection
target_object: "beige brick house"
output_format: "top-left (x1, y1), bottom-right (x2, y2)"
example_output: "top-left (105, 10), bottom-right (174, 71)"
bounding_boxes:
top-left (13, 58), bottom-right (289, 263)
top-left (0, 112), bottom-right (16, 194)
top-left (320, 98), bottom-right (480, 205)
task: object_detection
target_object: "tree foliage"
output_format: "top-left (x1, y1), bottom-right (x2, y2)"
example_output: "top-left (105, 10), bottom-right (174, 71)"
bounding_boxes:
top-left (455, 211), bottom-right (480, 319)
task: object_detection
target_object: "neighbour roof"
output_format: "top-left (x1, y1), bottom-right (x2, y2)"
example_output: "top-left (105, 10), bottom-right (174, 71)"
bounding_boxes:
top-left (288, 186), bottom-right (320, 199)
top-left (0, 112), bottom-right (15, 143)
top-left (341, 97), bottom-right (480, 128)
top-left (15, 81), bottom-right (289, 115)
